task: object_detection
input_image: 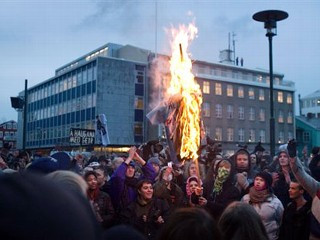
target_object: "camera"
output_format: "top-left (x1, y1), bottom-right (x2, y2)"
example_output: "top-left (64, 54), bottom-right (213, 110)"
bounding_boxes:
top-left (287, 139), bottom-right (297, 158)
top-left (191, 192), bottom-right (200, 204)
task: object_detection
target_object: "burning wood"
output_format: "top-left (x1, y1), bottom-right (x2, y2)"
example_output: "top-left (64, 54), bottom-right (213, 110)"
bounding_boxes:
top-left (147, 23), bottom-right (202, 165)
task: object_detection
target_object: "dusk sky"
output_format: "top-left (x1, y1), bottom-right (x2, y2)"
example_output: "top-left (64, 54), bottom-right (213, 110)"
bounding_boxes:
top-left (1, 0), bottom-right (319, 122)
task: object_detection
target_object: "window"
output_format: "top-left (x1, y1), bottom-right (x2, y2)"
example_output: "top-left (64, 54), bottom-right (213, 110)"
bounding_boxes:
top-left (259, 130), bottom-right (266, 143)
top-left (203, 81), bottom-right (210, 94)
top-left (287, 111), bottom-right (293, 124)
top-left (259, 108), bottom-right (265, 122)
top-left (238, 86), bottom-right (244, 98)
top-left (238, 128), bottom-right (245, 142)
top-left (278, 131), bottom-right (284, 144)
top-left (278, 110), bottom-right (284, 123)
top-left (249, 129), bottom-right (255, 142)
top-left (248, 88), bottom-right (255, 99)
top-left (215, 83), bottom-right (222, 95)
top-left (215, 104), bottom-right (222, 118)
top-left (303, 131), bottom-right (310, 142)
top-left (227, 85), bottom-right (233, 97)
top-left (215, 127), bottom-right (222, 141)
top-left (259, 89), bottom-right (265, 101)
top-left (134, 122), bottom-right (143, 135)
top-left (238, 106), bottom-right (244, 120)
top-left (287, 93), bottom-right (292, 104)
top-left (227, 105), bottom-right (234, 119)
top-left (0, 132), bottom-right (3, 138)
top-left (278, 91), bottom-right (283, 103)
top-left (205, 126), bottom-right (211, 137)
top-left (227, 128), bottom-right (234, 142)
top-left (249, 107), bottom-right (255, 121)
top-left (203, 102), bottom-right (211, 117)
top-left (134, 97), bottom-right (144, 109)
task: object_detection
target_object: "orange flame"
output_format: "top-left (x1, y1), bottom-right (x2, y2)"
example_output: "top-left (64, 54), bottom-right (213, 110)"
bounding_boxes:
top-left (168, 23), bottom-right (202, 160)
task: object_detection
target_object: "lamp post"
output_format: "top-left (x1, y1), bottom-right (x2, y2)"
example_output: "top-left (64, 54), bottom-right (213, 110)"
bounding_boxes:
top-left (253, 10), bottom-right (288, 157)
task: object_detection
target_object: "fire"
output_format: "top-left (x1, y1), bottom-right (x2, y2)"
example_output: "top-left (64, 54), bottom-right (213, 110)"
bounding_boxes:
top-left (167, 23), bottom-right (202, 160)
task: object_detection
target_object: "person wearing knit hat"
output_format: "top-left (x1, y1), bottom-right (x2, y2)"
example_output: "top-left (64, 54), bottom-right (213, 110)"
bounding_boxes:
top-left (271, 150), bottom-right (294, 207)
top-left (242, 172), bottom-right (284, 240)
top-left (148, 156), bottom-right (161, 176)
top-left (153, 166), bottom-right (184, 211)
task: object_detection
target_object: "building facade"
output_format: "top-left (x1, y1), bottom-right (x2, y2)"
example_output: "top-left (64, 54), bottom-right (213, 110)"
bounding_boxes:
top-left (299, 89), bottom-right (320, 118)
top-left (296, 116), bottom-right (320, 156)
top-left (17, 43), bottom-right (295, 155)
top-left (0, 120), bottom-right (17, 149)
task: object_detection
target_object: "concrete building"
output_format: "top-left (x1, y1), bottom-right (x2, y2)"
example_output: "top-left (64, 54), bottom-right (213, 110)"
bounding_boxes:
top-left (299, 89), bottom-right (320, 118)
top-left (0, 120), bottom-right (17, 149)
top-left (17, 43), bottom-right (295, 155)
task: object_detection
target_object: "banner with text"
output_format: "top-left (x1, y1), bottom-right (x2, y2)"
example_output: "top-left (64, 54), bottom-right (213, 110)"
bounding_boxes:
top-left (69, 128), bottom-right (95, 146)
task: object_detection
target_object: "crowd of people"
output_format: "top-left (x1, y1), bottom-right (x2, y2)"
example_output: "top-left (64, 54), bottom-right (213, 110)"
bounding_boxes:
top-left (0, 139), bottom-right (320, 240)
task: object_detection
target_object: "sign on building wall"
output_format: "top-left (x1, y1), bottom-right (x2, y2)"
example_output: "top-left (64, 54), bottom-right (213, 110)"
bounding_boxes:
top-left (69, 128), bottom-right (95, 146)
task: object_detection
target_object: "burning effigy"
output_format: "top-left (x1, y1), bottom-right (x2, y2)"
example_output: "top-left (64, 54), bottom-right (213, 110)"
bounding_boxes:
top-left (147, 23), bottom-right (202, 166)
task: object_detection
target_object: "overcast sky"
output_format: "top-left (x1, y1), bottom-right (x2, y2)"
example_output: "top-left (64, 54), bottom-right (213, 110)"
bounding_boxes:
top-left (1, 0), bottom-right (319, 122)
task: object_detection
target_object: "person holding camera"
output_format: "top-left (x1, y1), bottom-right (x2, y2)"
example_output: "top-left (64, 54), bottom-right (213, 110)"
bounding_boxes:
top-left (287, 140), bottom-right (320, 240)
top-left (185, 175), bottom-right (207, 207)
top-left (120, 179), bottom-right (169, 240)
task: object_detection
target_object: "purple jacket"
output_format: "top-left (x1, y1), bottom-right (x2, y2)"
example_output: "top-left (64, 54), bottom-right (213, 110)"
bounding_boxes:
top-left (109, 162), bottom-right (156, 212)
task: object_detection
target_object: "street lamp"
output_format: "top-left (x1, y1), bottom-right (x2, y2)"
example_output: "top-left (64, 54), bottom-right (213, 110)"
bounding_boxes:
top-left (10, 79), bottom-right (28, 150)
top-left (253, 10), bottom-right (288, 157)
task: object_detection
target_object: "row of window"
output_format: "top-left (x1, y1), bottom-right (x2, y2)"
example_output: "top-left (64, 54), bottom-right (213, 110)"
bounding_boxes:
top-left (195, 65), bottom-right (284, 85)
top-left (27, 121), bottom-right (94, 144)
top-left (302, 98), bottom-right (320, 108)
top-left (28, 80), bottom-right (96, 113)
top-left (205, 127), bottom-right (293, 144)
top-left (202, 103), bottom-right (293, 123)
top-left (28, 94), bottom-right (96, 122)
top-left (202, 81), bottom-right (293, 104)
top-left (0, 122), bottom-right (17, 130)
top-left (0, 131), bottom-right (17, 138)
top-left (28, 62), bottom-right (97, 103)
top-left (27, 107), bottom-right (96, 131)
top-left (134, 66), bottom-right (146, 143)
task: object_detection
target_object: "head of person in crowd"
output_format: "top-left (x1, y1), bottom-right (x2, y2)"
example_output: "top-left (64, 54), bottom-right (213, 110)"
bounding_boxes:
top-left (234, 149), bottom-right (251, 174)
top-left (0, 172), bottom-right (101, 240)
top-left (278, 150), bottom-right (289, 168)
top-left (137, 179), bottom-right (154, 203)
top-left (250, 153), bottom-right (257, 168)
top-left (26, 157), bottom-right (60, 174)
top-left (183, 160), bottom-right (199, 180)
top-left (94, 166), bottom-right (107, 187)
top-left (112, 157), bottom-right (124, 171)
top-left (98, 155), bottom-right (110, 168)
top-left (74, 153), bottom-right (85, 168)
top-left (148, 156), bottom-right (161, 175)
top-left (158, 166), bottom-right (174, 183)
top-left (157, 207), bottom-right (221, 240)
top-left (186, 175), bottom-right (202, 197)
top-left (84, 170), bottom-right (99, 196)
top-left (219, 201), bottom-right (268, 240)
top-left (46, 170), bottom-right (88, 197)
top-left (212, 159), bottom-right (233, 194)
top-left (125, 160), bottom-right (136, 178)
top-left (253, 171), bottom-right (273, 193)
top-left (288, 179), bottom-right (305, 200)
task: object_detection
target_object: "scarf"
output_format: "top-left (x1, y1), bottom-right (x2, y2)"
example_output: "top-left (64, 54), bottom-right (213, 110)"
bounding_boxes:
top-left (213, 167), bottom-right (230, 195)
top-left (249, 187), bottom-right (271, 204)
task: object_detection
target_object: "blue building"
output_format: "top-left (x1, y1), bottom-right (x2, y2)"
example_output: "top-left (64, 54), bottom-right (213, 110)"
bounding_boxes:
top-left (17, 43), bottom-right (150, 150)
